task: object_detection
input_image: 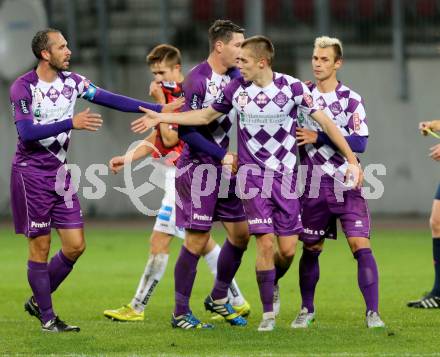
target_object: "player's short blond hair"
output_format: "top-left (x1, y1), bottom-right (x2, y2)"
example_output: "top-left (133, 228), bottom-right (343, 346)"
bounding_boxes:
top-left (146, 44), bottom-right (181, 67)
top-left (314, 36), bottom-right (343, 61)
top-left (241, 35), bottom-right (275, 66)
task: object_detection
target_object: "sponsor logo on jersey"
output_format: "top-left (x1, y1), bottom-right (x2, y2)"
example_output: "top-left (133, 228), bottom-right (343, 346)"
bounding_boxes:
top-left (190, 94), bottom-right (199, 110)
top-left (303, 227), bottom-right (325, 236)
top-left (353, 113), bottom-right (361, 132)
top-left (208, 81), bottom-right (218, 96)
top-left (20, 99), bottom-right (29, 114)
top-left (256, 92), bottom-right (269, 106)
top-left (237, 91), bottom-right (249, 108)
top-left (303, 93), bottom-right (314, 108)
top-left (248, 217), bottom-right (272, 225)
top-left (216, 92), bottom-right (224, 104)
top-left (31, 220), bottom-right (50, 229)
top-left (316, 96), bottom-right (325, 110)
top-left (193, 213), bottom-right (212, 221)
top-left (33, 88), bottom-right (44, 106)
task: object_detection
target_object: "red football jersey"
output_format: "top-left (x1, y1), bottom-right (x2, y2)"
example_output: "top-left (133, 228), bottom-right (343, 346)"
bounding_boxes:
top-left (152, 81), bottom-right (184, 164)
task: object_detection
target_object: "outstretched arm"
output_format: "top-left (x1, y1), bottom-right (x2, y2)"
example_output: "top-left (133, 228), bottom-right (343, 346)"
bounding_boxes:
top-left (81, 85), bottom-right (183, 113)
top-left (131, 106), bottom-right (222, 134)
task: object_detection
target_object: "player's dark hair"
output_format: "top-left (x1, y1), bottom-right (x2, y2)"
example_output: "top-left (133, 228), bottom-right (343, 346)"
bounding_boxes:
top-left (241, 35), bottom-right (275, 66)
top-left (32, 28), bottom-right (62, 60)
top-left (208, 19), bottom-right (245, 52)
top-left (147, 44), bottom-right (182, 67)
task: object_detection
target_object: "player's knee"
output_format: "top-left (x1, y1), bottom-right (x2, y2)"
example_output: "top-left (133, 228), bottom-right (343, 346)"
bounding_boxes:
top-left (278, 244), bottom-right (296, 260)
top-left (429, 214), bottom-right (440, 236)
top-left (65, 240), bottom-right (86, 260)
top-left (257, 236), bottom-right (274, 255)
top-left (304, 243), bottom-right (323, 253)
top-left (348, 237), bottom-right (370, 253)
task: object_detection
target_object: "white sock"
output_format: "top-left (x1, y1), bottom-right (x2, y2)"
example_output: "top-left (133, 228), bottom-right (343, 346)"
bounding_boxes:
top-left (131, 253), bottom-right (169, 313)
top-left (203, 244), bottom-right (245, 306)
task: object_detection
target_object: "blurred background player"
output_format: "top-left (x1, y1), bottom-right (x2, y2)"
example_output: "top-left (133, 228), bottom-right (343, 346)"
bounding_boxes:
top-left (134, 20), bottom-right (251, 329)
top-left (407, 120), bottom-right (440, 308)
top-left (12, 28), bottom-right (181, 333)
top-left (133, 35), bottom-right (363, 331)
top-left (291, 36), bottom-right (385, 328)
top-left (103, 44), bottom-right (248, 321)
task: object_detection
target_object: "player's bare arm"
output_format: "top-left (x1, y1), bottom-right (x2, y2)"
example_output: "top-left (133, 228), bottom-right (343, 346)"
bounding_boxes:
top-left (161, 97), bottom-right (185, 113)
top-left (311, 110), bottom-right (364, 187)
top-left (158, 123), bottom-right (179, 147)
top-left (131, 106), bottom-right (222, 134)
top-left (109, 130), bottom-right (157, 174)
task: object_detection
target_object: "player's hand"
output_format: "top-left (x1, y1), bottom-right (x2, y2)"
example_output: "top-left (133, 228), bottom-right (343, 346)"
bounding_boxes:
top-left (419, 121), bottom-right (432, 136)
top-left (161, 97), bottom-right (184, 113)
top-left (109, 155), bottom-right (125, 174)
top-left (296, 127), bottom-right (318, 146)
top-left (303, 80), bottom-right (313, 88)
top-left (131, 107), bottom-right (160, 134)
top-left (222, 152), bottom-right (238, 174)
top-left (149, 81), bottom-right (166, 104)
top-left (72, 108), bottom-right (103, 131)
top-left (429, 143), bottom-right (440, 161)
top-left (345, 161), bottom-right (364, 189)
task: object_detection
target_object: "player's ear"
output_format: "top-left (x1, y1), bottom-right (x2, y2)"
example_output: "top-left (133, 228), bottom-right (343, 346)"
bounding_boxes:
top-left (334, 58), bottom-right (343, 70)
top-left (215, 40), bottom-right (224, 53)
top-left (41, 49), bottom-right (50, 61)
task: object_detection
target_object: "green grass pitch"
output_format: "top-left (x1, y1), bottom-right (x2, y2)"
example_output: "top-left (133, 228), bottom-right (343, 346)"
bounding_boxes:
top-left (0, 224), bottom-right (439, 356)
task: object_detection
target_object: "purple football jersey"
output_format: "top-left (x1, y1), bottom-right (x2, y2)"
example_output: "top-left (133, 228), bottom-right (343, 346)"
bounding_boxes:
top-left (10, 69), bottom-right (92, 174)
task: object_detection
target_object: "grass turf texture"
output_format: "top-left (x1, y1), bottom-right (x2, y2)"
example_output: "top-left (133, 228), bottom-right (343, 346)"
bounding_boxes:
top-left (0, 225), bottom-right (439, 356)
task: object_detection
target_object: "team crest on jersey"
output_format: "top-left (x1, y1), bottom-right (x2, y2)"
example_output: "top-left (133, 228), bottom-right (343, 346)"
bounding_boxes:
top-left (48, 87), bottom-right (60, 102)
top-left (237, 91), bottom-right (249, 108)
top-left (61, 85), bottom-right (74, 99)
top-left (303, 93), bottom-right (314, 108)
top-left (208, 81), bottom-right (218, 96)
top-left (353, 112), bottom-right (361, 131)
top-left (273, 92), bottom-right (288, 107)
top-left (316, 96), bottom-right (325, 110)
top-left (329, 101), bottom-right (343, 116)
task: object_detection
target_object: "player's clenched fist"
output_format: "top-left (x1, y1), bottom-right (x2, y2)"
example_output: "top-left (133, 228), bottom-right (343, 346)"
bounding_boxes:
top-left (109, 155), bottom-right (126, 174)
top-left (73, 108), bottom-right (103, 131)
top-left (222, 152), bottom-right (238, 175)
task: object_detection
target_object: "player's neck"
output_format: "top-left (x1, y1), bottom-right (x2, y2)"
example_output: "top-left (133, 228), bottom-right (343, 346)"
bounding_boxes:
top-left (253, 69), bottom-right (273, 88)
top-left (207, 54), bottom-right (228, 75)
top-left (173, 73), bottom-right (184, 83)
top-left (36, 62), bottom-right (58, 83)
top-left (316, 77), bottom-right (338, 93)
